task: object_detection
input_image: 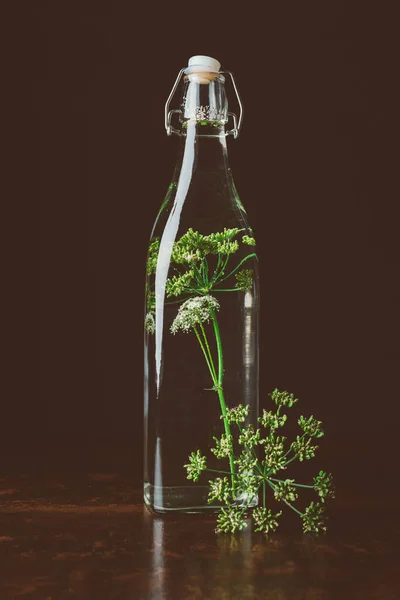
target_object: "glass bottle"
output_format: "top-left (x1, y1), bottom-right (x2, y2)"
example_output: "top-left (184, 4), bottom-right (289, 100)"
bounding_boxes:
top-left (144, 56), bottom-right (259, 513)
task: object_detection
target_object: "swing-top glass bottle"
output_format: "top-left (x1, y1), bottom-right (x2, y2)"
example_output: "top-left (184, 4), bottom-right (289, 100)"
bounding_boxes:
top-left (144, 56), bottom-right (259, 513)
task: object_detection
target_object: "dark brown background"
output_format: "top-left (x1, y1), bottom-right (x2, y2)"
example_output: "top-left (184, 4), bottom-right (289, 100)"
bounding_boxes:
top-left (3, 3), bottom-right (399, 475)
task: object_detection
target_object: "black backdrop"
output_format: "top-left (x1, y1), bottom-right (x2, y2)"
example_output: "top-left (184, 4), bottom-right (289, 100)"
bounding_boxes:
top-left (4, 3), bottom-right (399, 467)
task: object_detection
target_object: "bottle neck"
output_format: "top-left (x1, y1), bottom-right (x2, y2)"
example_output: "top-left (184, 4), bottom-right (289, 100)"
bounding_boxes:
top-left (164, 74), bottom-right (233, 215)
top-left (180, 122), bottom-right (228, 157)
top-left (176, 122), bottom-right (229, 172)
top-left (179, 73), bottom-right (228, 130)
top-left (174, 73), bottom-right (230, 174)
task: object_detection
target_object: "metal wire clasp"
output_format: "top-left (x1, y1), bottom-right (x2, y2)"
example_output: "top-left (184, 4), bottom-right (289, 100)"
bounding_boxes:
top-left (221, 71), bottom-right (243, 139)
top-left (164, 68), bottom-right (243, 139)
top-left (165, 69), bottom-right (185, 136)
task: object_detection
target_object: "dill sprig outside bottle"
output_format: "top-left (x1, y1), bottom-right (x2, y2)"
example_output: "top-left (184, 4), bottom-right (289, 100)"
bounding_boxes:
top-left (144, 56), bottom-right (259, 513)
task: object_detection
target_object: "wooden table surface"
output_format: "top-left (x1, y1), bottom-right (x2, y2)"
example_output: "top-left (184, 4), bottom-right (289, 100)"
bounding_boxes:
top-left (0, 437), bottom-right (398, 599)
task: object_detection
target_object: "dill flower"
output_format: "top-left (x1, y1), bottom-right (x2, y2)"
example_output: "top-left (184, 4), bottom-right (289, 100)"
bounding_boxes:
top-left (242, 235), bottom-right (256, 246)
top-left (170, 295), bottom-right (220, 334)
top-left (253, 507), bottom-right (282, 533)
top-left (235, 269), bottom-right (253, 291)
top-left (145, 312), bottom-right (155, 334)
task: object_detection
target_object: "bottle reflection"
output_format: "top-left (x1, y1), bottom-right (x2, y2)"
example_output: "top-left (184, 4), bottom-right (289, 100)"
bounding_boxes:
top-left (147, 514), bottom-right (166, 599)
top-left (143, 511), bottom-right (329, 598)
top-left (213, 524), bottom-right (256, 598)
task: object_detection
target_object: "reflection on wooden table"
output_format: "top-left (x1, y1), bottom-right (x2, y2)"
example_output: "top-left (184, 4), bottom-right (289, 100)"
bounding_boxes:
top-left (0, 458), bottom-right (399, 599)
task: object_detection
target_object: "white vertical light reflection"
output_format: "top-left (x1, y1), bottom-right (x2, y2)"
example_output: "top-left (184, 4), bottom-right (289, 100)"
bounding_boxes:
top-left (244, 291), bottom-right (253, 309)
top-left (153, 436), bottom-right (163, 510)
top-left (243, 291), bottom-right (254, 406)
top-left (242, 290), bottom-right (258, 507)
top-left (154, 124), bottom-right (196, 393)
top-left (143, 341), bottom-right (149, 484)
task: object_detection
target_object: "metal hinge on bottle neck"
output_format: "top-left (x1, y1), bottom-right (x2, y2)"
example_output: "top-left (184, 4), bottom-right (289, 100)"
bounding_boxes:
top-left (165, 69), bottom-right (243, 139)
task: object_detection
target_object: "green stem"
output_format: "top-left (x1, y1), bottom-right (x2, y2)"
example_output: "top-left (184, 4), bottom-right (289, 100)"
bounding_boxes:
top-left (213, 254), bottom-right (231, 285)
top-left (213, 288), bottom-right (240, 293)
top-left (221, 254), bottom-right (231, 276)
top-left (263, 480), bottom-right (266, 508)
top-left (193, 326), bottom-right (217, 386)
top-left (267, 480), bottom-right (304, 517)
top-left (203, 258), bottom-right (210, 283)
top-left (270, 477), bottom-right (313, 489)
top-left (216, 253), bottom-right (257, 285)
top-left (283, 454), bottom-right (300, 468)
top-left (252, 452), bottom-right (264, 478)
top-left (235, 423), bottom-right (264, 478)
top-left (197, 318), bottom-right (217, 382)
top-left (165, 296), bottom-right (192, 305)
top-left (210, 308), bottom-right (237, 493)
top-left (206, 468), bottom-right (234, 475)
top-left (191, 263), bottom-right (205, 286)
top-left (210, 254), bottom-right (222, 284)
top-left (283, 433), bottom-right (306, 458)
top-left (282, 499), bottom-right (304, 516)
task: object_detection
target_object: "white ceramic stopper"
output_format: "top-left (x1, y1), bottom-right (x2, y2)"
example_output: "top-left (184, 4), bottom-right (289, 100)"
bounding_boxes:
top-left (184, 55), bottom-right (221, 74)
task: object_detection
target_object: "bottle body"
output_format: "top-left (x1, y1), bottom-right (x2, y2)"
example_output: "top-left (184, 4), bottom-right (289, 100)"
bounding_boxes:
top-left (144, 73), bottom-right (259, 513)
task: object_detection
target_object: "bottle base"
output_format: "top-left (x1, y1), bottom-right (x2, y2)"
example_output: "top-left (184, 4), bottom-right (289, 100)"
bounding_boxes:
top-left (144, 482), bottom-right (221, 514)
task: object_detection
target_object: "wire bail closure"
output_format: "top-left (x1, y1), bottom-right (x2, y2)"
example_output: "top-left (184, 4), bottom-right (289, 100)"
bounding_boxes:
top-left (164, 69), bottom-right (243, 139)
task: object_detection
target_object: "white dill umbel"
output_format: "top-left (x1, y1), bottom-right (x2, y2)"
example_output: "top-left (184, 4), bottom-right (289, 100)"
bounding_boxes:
top-left (145, 312), bottom-right (155, 334)
top-left (170, 295), bottom-right (220, 334)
